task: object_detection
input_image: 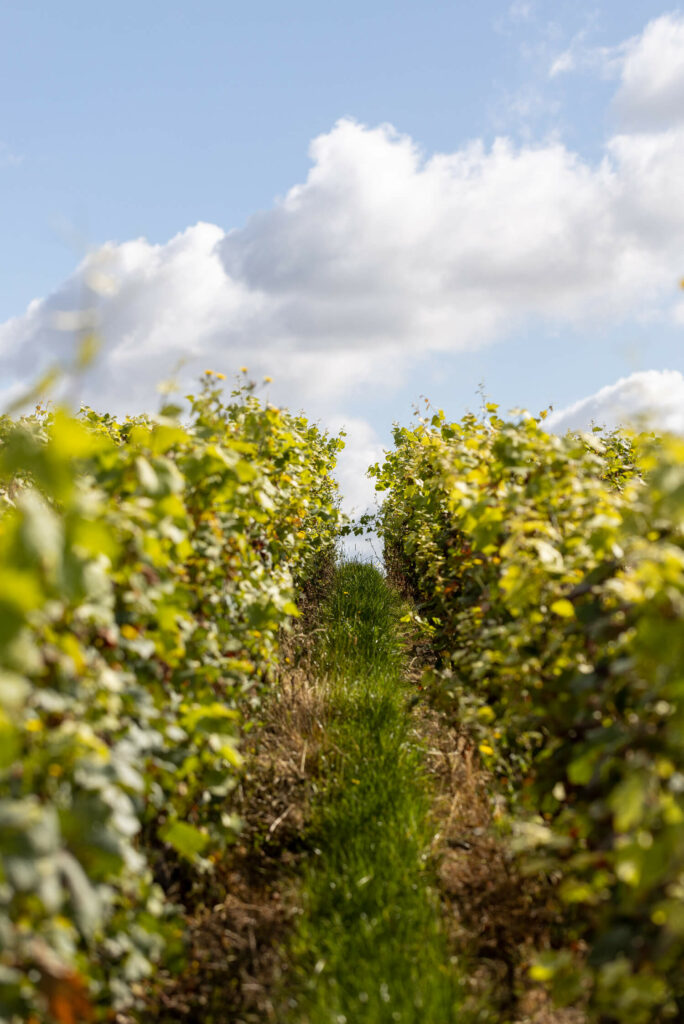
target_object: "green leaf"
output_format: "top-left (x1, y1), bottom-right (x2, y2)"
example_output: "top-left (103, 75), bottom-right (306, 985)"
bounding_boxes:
top-left (135, 455), bottom-right (160, 494)
top-left (610, 773), bottom-right (648, 833)
top-left (0, 569), bottom-right (44, 613)
top-left (568, 748), bottom-right (600, 785)
top-left (159, 819), bottom-right (210, 861)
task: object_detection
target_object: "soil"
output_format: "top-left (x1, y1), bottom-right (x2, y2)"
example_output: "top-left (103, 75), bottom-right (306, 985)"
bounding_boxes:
top-left (414, 703), bottom-right (586, 1023)
top-left (140, 666), bottom-right (326, 1024)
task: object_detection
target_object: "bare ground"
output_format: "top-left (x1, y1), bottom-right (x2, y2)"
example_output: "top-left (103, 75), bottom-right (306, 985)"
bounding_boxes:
top-left (141, 664), bottom-right (327, 1024)
top-left (414, 702), bottom-right (586, 1024)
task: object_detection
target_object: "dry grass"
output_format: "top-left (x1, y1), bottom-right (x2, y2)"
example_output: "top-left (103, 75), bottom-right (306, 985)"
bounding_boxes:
top-left (143, 552), bottom-right (588, 1024)
top-left (140, 558), bottom-right (337, 1023)
top-left (412, 703), bottom-right (586, 1024)
top-left (143, 655), bottom-right (329, 1024)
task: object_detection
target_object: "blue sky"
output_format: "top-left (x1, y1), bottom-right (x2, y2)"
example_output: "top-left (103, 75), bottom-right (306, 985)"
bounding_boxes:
top-left (0, 0), bottom-right (662, 314)
top-left (2, 1), bottom-right (684, 512)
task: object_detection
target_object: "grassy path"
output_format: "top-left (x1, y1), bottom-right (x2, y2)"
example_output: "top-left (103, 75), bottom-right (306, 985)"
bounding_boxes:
top-left (285, 563), bottom-right (460, 1024)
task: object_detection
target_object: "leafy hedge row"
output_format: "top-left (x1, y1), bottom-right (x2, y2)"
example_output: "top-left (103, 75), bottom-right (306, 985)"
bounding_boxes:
top-left (0, 374), bottom-right (343, 1023)
top-left (373, 407), bottom-right (684, 1022)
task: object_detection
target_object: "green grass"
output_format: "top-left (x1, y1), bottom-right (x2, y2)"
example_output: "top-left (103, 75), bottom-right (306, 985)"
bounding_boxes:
top-left (286, 562), bottom-right (460, 1024)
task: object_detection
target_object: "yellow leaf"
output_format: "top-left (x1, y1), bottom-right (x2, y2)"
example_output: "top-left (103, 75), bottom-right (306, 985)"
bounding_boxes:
top-left (529, 963), bottom-right (553, 982)
top-left (550, 599), bottom-right (575, 618)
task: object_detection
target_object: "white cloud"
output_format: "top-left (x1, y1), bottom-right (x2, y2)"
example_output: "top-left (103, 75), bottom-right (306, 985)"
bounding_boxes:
top-left (3, 12), bottom-right (684, 505)
top-left (326, 415), bottom-right (386, 563)
top-left (2, 110), bottom-right (684, 420)
top-left (614, 13), bottom-right (684, 129)
top-left (549, 12), bottom-right (684, 131)
top-left (326, 415), bottom-right (385, 517)
top-left (549, 49), bottom-right (576, 77)
top-left (547, 369), bottom-right (684, 434)
top-left (508, 0), bottom-right (534, 22)
top-left (548, 34), bottom-right (620, 81)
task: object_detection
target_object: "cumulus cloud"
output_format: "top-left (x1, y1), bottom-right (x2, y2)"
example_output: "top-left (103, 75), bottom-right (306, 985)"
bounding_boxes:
top-left (5, 110), bottom-right (684, 415)
top-left (0, 224), bottom-right (230, 394)
top-left (324, 415), bottom-right (386, 562)
top-left (547, 369), bottom-right (684, 434)
top-left (614, 13), bottom-right (684, 130)
top-left (550, 12), bottom-right (684, 130)
top-left (220, 116), bottom-right (684, 350)
top-left (325, 416), bottom-right (385, 516)
top-left (2, 11), bottom-right (684, 510)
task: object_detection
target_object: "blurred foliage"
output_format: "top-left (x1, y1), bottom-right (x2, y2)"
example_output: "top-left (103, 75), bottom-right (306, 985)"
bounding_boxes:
top-left (0, 373), bottom-right (343, 1022)
top-left (373, 406), bottom-right (684, 1021)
